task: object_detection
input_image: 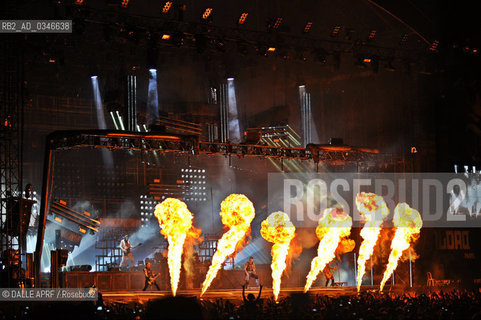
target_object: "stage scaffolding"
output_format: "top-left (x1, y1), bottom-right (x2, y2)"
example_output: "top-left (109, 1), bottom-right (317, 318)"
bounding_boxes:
top-left (0, 35), bottom-right (24, 286)
top-left (34, 129), bottom-right (399, 285)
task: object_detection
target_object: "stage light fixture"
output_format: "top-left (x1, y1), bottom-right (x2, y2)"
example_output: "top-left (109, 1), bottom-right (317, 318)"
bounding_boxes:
top-left (429, 40), bottom-right (439, 52)
top-left (161, 34), bottom-right (171, 40)
top-left (121, 0), bottom-right (129, 8)
top-left (368, 30), bottom-right (377, 40)
top-left (400, 33), bottom-right (408, 44)
top-left (75, 0), bottom-right (84, 5)
top-left (238, 12), bottom-right (248, 25)
top-left (162, 1), bottom-right (172, 13)
top-left (268, 47), bottom-right (276, 52)
top-left (202, 8), bottom-right (213, 19)
top-left (273, 17), bottom-right (283, 29)
top-left (331, 25), bottom-right (342, 37)
top-left (303, 21), bottom-right (313, 33)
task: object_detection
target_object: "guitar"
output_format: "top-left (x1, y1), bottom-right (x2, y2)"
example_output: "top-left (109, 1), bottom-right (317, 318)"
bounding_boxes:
top-left (122, 243), bottom-right (142, 255)
top-left (324, 265), bottom-right (338, 279)
top-left (147, 273), bottom-right (160, 285)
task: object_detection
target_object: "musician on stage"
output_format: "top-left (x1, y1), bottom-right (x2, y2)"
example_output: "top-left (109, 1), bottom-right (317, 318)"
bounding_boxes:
top-left (120, 235), bottom-right (136, 268)
top-left (323, 263), bottom-right (337, 287)
top-left (143, 262), bottom-right (160, 291)
top-left (244, 256), bottom-right (259, 287)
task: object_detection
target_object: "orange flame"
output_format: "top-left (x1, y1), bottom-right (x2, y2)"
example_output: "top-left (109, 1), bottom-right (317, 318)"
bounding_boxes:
top-left (154, 198), bottom-right (197, 296)
top-left (355, 192), bottom-right (389, 292)
top-left (304, 208), bottom-right (352, 292)
top-left (379, 203), bottom-right (422, 291)
top-left (201, 194), bottom-right (255, 296)
top-left (260, 211), bottom-right (296, 301)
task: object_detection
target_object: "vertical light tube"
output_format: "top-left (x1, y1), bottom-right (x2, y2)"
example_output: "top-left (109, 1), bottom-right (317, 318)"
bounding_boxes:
top-left (91, 76), bottom-right (114, 167)
top-left (227, 78), bottom-right (241, 143)
top-left (147, 69), bottom-right (159, 126)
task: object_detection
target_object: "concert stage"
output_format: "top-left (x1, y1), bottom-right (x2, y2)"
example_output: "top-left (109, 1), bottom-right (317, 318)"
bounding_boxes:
top-left (99, 286), bottom-right (381, 304)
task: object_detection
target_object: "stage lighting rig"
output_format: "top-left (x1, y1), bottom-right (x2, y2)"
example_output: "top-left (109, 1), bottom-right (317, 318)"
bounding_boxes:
top-left (238, 12), bottom-right (248, 25)
top-left (331, 25), bottom-right (342, 37)
top-left (202, 8), bottom-right (213, 20)
top-left (162, 1), bottom-right (172, 14)
top-left (303, 21), bottom-right (313, 33)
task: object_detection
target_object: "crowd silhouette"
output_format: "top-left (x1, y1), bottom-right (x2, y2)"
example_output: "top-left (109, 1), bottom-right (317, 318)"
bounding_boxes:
top-left (0, 287), bottom-right (480, 319)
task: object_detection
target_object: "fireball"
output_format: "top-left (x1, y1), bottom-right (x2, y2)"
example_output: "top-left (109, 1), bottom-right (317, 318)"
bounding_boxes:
top-left (201, 194), bottom-right (255, 296)
top-left (379, 203), bottom-right (422, 291)
top-left (260, 211), bottom-right (296, 301)
top-left (304, 208), bottom-right (352, 292)
top-left (154, 198), bottom-right (196, 296)
top-left (355, 192), bottom-right (389, 292)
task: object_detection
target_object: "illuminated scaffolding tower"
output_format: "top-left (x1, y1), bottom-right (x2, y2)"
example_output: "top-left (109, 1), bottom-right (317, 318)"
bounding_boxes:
top-left (299, 85), bottom-right (312, 147)
top-left (0, 35), bottom-right (24, 286)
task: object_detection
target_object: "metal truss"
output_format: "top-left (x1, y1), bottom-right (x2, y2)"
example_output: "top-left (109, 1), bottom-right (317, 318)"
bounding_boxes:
top-left (0, 35), bottom-right (24, 286)
top-left (45, 130), bottom-right (390, 163)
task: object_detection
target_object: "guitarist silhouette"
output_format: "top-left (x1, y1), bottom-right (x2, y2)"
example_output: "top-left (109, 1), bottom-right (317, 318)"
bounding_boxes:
top-left (143, 262), bottom-right (160, 291)
top-left (323, 263), bottom-right (337, 287)
top-left (120, 235), bottom-right (142, 268)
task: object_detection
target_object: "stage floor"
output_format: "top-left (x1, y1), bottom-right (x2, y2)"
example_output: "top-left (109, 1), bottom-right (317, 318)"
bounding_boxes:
top-left (100, 285), bottom-right (382, 304)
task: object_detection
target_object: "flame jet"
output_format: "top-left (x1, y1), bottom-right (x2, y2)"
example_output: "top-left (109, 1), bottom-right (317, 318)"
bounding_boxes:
top-left (304, 208), bottom-right (352, 292)
top-left (201, 194), bottom-right (255, 296)
top-left (260, 211), bottom-right (296, 301)
top-left (154, 198), bottom-right (197, 296)
top-left (379, 203), bottom-right (422, 292)
top-left (355, 192), bottom-right (390, 292)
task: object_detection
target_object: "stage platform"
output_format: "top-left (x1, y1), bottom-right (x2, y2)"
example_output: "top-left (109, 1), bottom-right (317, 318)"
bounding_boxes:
top-left (99, 286), bottom-right (383, 304)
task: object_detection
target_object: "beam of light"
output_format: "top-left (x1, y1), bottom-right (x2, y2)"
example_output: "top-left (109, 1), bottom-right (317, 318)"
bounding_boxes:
top-left (154, 198), bottom-right (201, 296)
top-left (110, 111), bottom-right (119, 130)
top-left (355, 192), bottom-right (389, 292)
top-left (227, 78), bottom-right (241, 143)
top-left (261, 212), bottom-right (296, 301)
top-left (91, 76), bottom-right (113, 166)
top-left (304, 208), bottom-right (353, 292)
top-left (201, 194), bottom-right (255, 296)
top-left (147, 69), bottom-right (160, 126)
top-left (116, 111), bottom-right (126, 130)
top-left (380, 203), bottom-right (422, 292)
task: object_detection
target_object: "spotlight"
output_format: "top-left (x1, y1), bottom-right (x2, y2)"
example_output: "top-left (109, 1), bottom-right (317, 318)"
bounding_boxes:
top-left (202, 8), bottom-right (213, 20)
top-left (227, 77), bottom-right (234, 81)
top-left (330, 25), bottom-right (342, 37)
top-left (161, 34), bottom-right (171, 40)
top-left (238, 12), bottom-right (248, 25)
top-left (121, 0), bottom-right (129, 8)
top-left (268, 47), bottom-right (276, 52)
top-left (91, 75), bottom-right (98, 79)
top-left (162, 1), bottom-right (172, 13)
top-left (149, 68), bottom-right (157, 73)
top-left (429, 40), bottom-right (439, 52)
top-left (368, 30), bottom-right (377, 40)
top-left (273, 17), bottom-right (282, 29)
top-left (303, 21), bottom-right (313, 33)
top-left (75, 0), bottom-right (84, 5)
